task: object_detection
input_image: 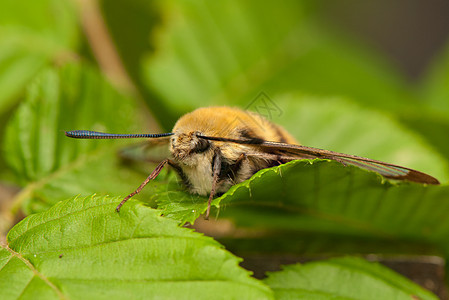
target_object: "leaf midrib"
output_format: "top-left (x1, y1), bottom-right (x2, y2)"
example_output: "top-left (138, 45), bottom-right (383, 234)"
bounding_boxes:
top-left (3, 245), bottom-right (66, 299)
top-left (14, 235), bottom-right (216, 256)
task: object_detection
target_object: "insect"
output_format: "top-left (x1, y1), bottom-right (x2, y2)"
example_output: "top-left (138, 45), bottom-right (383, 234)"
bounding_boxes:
top-left (66, 106), bottom-right (439, 219)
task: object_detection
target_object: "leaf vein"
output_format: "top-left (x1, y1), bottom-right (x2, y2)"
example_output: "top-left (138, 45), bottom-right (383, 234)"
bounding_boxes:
top-left (4, 245), bottom-right (67, 299)
top-left (19, 235), bottom-right (215, 256)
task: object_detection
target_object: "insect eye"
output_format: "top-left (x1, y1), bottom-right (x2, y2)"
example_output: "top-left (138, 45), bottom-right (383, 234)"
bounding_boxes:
top-left (192, 139), bottom-right (210, 154)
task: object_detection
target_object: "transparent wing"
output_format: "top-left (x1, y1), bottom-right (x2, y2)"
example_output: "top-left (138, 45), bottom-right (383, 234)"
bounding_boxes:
top-left (257, 141), bottom-right (439, 184)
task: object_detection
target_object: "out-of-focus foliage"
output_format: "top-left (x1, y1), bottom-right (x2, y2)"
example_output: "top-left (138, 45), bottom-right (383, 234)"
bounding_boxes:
top-left (3, 64), bottom-right (155, 214)
top-left (143, 0), bottom-right (416, 125)
top-left (0, 0), bottom-right (78, 114)
top-left (422, 42), bottom-right (449, 115)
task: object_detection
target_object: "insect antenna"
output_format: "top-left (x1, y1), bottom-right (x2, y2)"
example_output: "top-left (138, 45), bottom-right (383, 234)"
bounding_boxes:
top-left (65, 130), bottom-right (174, 139)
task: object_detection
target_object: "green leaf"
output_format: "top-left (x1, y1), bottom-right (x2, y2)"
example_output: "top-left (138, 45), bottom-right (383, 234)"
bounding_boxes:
top-left (154, 171), bottom-right (207, 224)
top-left (219, 160), bottom-right (449, 241)
top-left (0, 195), bottom-right (272, 299)
top-left (2, 63), bottom-right (153, 214)
top-left (143, 0), bottom-right (415, 125)
top-left (0, 0), bottom-right (78, 114)
top-left (157, 159), bottom-right (449, 254)
top-left (264, 257), bottom-right (437, 300)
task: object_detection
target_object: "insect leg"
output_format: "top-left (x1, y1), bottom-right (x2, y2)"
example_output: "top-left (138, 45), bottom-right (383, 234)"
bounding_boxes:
top-left (227, 153), bottom-right (247, 183)
top-left (116, 159), bottom-right (169, 212)
top-left (232, 153), bottom-right (247, 173)
top-left (206, 150), bottom-right (222, 220)
top-left (167, 160), bottom-right (192, 189)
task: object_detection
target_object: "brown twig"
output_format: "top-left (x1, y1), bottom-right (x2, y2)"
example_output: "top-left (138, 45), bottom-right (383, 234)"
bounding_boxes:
top-left (76, 0), bottom-right (134, 92)
top-left (75, 0), bottom-right (160, 132)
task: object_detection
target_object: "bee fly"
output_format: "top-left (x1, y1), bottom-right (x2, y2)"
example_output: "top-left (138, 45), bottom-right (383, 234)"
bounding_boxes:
top-left (65, 106), bottom-right (439, 219)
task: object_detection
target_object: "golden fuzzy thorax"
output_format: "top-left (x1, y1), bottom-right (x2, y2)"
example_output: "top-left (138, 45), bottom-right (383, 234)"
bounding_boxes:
top-left (169, 107), bottom-right (297, 196)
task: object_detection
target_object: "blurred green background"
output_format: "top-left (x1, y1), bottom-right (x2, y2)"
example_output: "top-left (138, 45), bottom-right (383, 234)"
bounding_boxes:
top-left (1, 0), bottom-right (449, 297)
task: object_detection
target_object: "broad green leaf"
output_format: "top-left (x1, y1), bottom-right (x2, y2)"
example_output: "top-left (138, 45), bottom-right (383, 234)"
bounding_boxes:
top-left (143, 0), bottom-right (415, 127)
top-left (264, 257), bottom-right (437, 300)
top-left (2, 63), bottom-right (153, 214)
top-left (219, 160), bottom-right (448, 243)
top-left (0, 195), bottom-right (272, 300)
top-left (156, 159), bottom-right (449, 254)
top-left (0, 0), bottom-right (78, 114)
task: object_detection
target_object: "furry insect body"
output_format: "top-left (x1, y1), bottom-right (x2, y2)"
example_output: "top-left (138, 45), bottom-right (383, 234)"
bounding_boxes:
top-left (66, 106), bottom-right (439, 219)
top-left (170, 107), bottom-right (297, 197)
